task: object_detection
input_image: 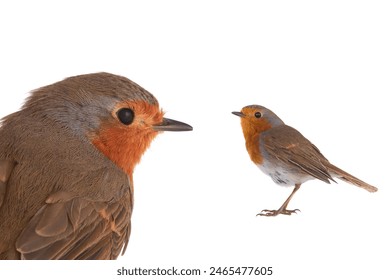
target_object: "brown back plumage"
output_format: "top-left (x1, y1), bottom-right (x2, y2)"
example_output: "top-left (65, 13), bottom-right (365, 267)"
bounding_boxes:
top-left (261, 125), bottom-right (377, 192)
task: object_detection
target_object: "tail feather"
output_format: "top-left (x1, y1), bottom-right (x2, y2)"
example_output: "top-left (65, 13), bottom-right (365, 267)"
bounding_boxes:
top-left (326, 163), bottom-right (378, 193)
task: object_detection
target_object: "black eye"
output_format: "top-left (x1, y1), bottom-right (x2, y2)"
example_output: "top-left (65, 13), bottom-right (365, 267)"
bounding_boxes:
top-left (117, 108), bottom-right (134, 125)
top-left (254, 112), bottom-right (262, 118)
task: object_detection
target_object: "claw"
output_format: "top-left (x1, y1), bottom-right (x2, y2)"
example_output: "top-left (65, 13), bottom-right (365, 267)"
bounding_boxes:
top-left (256, 208), bottom-right (301, 217)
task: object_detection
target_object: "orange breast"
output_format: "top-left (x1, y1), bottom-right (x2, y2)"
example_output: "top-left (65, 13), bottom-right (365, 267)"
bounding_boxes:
top-left (241, 119), bottom-right (272, 165)
top-left (92, 101), bottom-right (163, 176)
top-left (93, 126), bottom-right (158, 176)
top-left (245, 133), bottom-right (263, 164)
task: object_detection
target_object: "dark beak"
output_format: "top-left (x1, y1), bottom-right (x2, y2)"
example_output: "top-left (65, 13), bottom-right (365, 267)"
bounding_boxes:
top-left (153, 118), bottom-right (193, 132)
top-left (232, 111), bottom-right (245, 117)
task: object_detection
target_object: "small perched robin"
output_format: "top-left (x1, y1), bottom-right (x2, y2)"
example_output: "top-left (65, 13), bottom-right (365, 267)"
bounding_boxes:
top-left (0, 72), bottom-right (192, 259)
top-left (232, 105), bottom-right (377, 217)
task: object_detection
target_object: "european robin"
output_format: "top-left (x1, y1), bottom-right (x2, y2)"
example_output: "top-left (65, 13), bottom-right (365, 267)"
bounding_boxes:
top-left (232, 105), bottom-right (377, 217)
top-left (0, 72), bottom-right (192, 259)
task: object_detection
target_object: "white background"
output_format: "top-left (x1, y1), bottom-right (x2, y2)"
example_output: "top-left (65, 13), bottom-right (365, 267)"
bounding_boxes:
top-left (1, 1), bottom-right (389, 279)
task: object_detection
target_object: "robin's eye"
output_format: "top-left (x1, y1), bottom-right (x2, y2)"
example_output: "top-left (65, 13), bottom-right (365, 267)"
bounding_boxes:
top-left (117, 108), bottom-right (134, 125)
top-left (254, 112), bottom-right (262, 118)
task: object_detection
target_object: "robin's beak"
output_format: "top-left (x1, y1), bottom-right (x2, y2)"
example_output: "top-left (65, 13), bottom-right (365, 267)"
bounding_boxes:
top-left (232, 111), bottom-right (245, 118)
top-left (153, 118), bottom-right (193, 132)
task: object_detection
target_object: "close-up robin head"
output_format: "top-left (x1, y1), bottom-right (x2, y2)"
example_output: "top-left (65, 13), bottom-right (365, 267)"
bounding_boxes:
top-left (0, 72), bottom-right (192, 259)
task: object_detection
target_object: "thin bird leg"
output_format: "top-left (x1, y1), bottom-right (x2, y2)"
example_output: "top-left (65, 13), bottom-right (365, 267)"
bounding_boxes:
top-left (257, 184), bottom-right (301, 217)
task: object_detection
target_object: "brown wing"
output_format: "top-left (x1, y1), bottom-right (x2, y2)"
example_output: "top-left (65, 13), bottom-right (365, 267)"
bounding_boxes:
top-left (0, 159), bottom-right (16, 209)
top-left (15, 189), bottom-right (132, 260)
top-left (262, 125), bottom-right (336, 184)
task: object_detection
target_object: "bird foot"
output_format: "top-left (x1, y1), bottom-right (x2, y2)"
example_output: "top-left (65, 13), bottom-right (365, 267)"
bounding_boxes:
top-left (257, 208), bottom-right (300, 217)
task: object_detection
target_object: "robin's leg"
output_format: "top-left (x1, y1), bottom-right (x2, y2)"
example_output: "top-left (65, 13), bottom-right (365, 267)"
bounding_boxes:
top-left (257, 184), bottom-right (301, 217)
